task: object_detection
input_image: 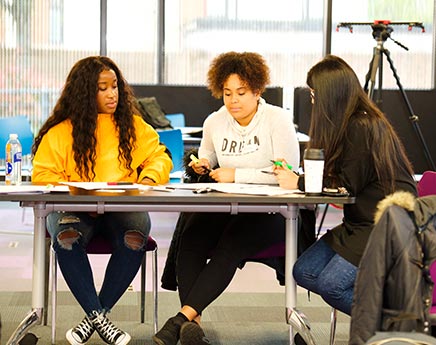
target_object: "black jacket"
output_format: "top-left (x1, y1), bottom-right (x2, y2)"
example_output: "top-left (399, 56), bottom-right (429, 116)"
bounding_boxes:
top-left (349, 192), bottom-right (436, 344)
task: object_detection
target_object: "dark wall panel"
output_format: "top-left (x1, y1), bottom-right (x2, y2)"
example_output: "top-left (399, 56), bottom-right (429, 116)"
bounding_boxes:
top-left (131, 84), bottom-right (283, 127)
top-left (294, 87), bottom-right (436, 174)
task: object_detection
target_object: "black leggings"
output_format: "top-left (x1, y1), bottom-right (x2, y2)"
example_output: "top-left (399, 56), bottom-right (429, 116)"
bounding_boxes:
top-left (176, 212), bottom-right (285, 314)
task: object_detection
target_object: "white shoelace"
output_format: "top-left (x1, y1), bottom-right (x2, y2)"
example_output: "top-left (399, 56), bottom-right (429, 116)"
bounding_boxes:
top-left (93, 314), bottom-right (123, 343)
top-left (73, 318), bottom-right (94, 340)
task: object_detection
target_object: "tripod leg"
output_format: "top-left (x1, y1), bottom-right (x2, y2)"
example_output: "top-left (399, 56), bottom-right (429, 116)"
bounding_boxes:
top-left (363, 55), bottom-right (374, 91)
top-left (364, 46), bottom-right (381, 100)
top-left (382, 49), bottom-right (436, 171)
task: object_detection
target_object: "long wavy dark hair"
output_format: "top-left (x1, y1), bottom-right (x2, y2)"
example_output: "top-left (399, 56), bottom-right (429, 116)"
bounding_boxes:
top-left (32, 56), bottom-right (138, 180)
top-left (306, 55), bottom-right (413, 193)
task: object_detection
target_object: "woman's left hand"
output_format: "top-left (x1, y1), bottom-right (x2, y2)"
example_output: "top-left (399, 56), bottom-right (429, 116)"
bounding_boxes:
top-left (141, 177), bottom-right (156, 185)
top-left (209, 168), bottom-right (235, 183)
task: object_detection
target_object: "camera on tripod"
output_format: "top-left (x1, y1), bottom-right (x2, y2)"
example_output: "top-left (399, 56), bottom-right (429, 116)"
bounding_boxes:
top-left (371, 22), bottom-right (393, 42)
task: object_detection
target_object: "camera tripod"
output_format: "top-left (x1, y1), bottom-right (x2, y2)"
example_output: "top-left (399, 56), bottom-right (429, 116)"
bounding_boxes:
top-left (362, 22), bottom-right (435, 171)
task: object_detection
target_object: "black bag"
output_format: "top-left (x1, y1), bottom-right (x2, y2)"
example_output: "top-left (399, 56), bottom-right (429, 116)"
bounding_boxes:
top-left (136, 97), bottom-right (173, 130)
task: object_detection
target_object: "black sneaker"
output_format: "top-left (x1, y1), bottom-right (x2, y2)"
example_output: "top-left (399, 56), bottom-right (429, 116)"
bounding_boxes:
top-left (89, 311), bottom-right (131, 345)
top-left (179, 321), bottom-right (211, 345)
top-left (66, 316), bottom-right (95, 344)
top-left (152, 314), bottom-right (187, 345)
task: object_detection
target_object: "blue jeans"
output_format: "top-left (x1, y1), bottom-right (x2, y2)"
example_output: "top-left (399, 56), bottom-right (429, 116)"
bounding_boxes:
top-left (292, 237), bottom-right (357, 315)
top-left (47, 211), bottom-right (150, 316)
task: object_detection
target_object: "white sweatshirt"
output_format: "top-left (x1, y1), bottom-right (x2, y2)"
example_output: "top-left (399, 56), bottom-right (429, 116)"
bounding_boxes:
top-left (199, 98), bottom-right (300, 184)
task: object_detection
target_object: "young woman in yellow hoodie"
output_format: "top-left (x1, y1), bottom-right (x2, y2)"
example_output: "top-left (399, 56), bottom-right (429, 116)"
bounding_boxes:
top-left (32, 56), bottom-right (172, 345)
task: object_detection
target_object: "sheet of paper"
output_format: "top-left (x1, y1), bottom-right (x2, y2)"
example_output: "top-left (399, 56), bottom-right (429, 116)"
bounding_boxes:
top-left (167, 183), bottom-right (301, 196)
top-left (213, 184), bottom-right (301, 196)
top-left (49, 185), bottom-right (71, 192)
top-left (60, 182), bottom-right (151, 191)
top-left (0, 185), bottom-right (52, 194)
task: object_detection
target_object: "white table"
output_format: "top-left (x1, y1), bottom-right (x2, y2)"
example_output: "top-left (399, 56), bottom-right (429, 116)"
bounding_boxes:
top-left (1, 189), bottom-right (353, 345)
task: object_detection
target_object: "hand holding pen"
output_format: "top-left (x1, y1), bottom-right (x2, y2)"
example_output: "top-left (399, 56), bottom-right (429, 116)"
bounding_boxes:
top-left (270, 159), bottom-right (294, 171)
top-left (262, 160), bottom-right (299, 176)
top-left (272, 159), bottom-right (299, 189)
top-left (189, 154), bottom-right (211, 175)
top-left (271, 159), bottom-right (299, 176)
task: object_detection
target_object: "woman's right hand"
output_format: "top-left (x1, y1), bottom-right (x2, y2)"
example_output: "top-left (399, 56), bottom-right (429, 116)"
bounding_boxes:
top-left (188, 158), bottom-right (211, 175)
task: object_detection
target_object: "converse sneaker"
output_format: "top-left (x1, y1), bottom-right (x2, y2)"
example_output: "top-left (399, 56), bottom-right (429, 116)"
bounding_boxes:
top-left (66, 316), bottom-right (95, 345)
top-left (89, 311), bottom-right (131, 345)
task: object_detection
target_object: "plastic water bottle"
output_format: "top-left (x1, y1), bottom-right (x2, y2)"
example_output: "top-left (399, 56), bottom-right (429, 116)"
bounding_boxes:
top-left (5, 133), bottom-right (22, 185)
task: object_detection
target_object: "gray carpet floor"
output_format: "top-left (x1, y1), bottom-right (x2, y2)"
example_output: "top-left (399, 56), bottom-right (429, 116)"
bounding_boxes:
top-left (1, 290), bottom-right (350, 345)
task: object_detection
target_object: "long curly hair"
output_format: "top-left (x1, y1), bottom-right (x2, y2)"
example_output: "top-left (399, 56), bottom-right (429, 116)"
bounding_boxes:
top-left (306, 55), bottom-right (413, 193)
top-left (207, 51), bottom-right (270, 99)
top-left (32, 56), bottom-right (139, 180)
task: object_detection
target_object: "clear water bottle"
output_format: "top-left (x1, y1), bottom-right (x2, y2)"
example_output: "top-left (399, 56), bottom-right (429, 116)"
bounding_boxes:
top-left (5, 133), bottom-right (22, 185)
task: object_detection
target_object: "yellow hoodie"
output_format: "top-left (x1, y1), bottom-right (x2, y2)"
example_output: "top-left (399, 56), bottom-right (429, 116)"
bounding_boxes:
top-left (32, 114), bottom-right (172, 184)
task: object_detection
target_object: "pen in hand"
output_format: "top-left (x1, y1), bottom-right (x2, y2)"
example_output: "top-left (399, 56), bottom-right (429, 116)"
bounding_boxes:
top-left (190, 154), bottom-right (211, 173)
top-left (270, 160), bottom-right (299, 176)
top-left (270, 160), bottom-right (293, 170)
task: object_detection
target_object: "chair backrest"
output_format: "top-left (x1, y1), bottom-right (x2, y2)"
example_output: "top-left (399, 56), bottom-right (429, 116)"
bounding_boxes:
top-left (166, 113), bottom-right (186, 128)
top-left (158, 129), bottom-right (184, 173)
top-left (0, 116), bottom-right (34, 159)
top-left (430, 260), bottom-right (436, 314)
top-left (419, 171), bottom-right (436, 313)
top-left (417, 171), bottom-right (436, 197)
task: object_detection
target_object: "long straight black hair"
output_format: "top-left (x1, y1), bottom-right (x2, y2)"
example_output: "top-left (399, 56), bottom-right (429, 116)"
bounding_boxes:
top-left (306, 55), bottom-right (413, 193)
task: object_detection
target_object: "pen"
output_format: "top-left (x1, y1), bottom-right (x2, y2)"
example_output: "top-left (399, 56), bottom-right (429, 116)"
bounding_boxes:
top-left (107, 182), bottom-right (133, 186)
top-left (152, 186), bottom-right (175, 192)
top-left (270, 160), bottom-right (293, 170)
top-left (261, 170), bottom-right (277, 175)
top-left (190, 154), bottom-right (200, 164)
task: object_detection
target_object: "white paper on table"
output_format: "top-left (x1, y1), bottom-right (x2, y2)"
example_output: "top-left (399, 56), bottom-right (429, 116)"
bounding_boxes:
top-left (167, 183), bottom-right (301, 196)
top-left (0, 185), bottom-right (53, 194)
top-left (60, 182), bottom-right (151, 191)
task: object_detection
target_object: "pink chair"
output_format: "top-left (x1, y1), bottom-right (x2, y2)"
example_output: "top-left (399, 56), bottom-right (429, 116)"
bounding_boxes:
top-left (418, 171), bottom-right (436, 197)
top-left (430, 266), bottom-right (436, 318)
top-left (418, 171), bottom-right (436, 332)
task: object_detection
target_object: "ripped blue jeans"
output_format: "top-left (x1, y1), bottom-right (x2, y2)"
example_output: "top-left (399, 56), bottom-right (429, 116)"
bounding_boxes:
top-left (47, 211), bottom-right (151, 316)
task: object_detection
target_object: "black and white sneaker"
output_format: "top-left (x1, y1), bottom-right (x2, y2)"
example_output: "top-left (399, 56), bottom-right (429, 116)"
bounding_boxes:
top-left (66, 316), bottom-right (95, 344)
top-left (89, 311), bottom-right (131, 345)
